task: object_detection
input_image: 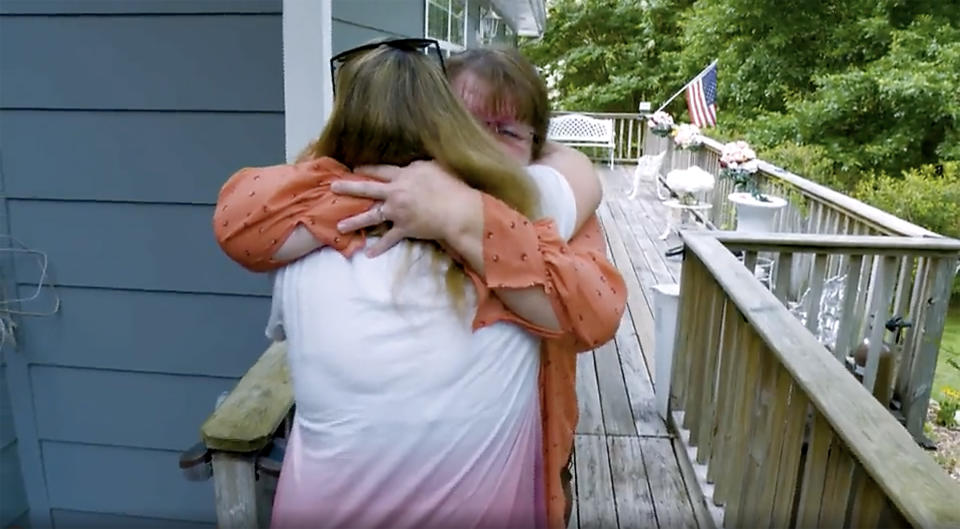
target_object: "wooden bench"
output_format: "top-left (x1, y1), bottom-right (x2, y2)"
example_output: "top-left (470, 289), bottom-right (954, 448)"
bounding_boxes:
top-left (548, 113), bottom-right (616, 168)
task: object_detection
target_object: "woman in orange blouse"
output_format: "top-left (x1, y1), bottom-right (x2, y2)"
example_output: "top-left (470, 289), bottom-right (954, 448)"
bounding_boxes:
top-left (214, 44), bottom-right (626, 529)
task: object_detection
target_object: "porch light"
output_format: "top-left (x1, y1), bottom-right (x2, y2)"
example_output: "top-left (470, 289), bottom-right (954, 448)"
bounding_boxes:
top-left (480, 7), bottom-right (501, 44)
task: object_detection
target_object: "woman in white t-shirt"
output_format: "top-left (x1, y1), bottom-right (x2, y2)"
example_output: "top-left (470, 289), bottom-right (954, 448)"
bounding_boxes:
top-left (215, 40), bottom-right (577, 529)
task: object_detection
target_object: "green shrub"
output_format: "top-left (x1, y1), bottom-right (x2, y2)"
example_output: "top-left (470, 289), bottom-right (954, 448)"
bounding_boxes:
top-left (937, 387), bottom-right (960, 428)
top-left (855, 162), bottom-right (960, 297)
top-left (762, 141), bottom-right (852, 192)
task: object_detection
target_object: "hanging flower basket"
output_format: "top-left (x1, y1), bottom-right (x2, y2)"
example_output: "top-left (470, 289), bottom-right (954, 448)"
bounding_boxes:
top-left (647, 111), bottom-right (675, 137)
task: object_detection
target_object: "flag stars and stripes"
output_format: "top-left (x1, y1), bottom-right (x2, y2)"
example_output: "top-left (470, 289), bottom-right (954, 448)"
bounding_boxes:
top-left (686, 62), bottom-right (718, 128)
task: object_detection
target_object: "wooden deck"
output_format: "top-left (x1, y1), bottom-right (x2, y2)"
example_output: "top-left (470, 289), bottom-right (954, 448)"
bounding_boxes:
top-left (567, 165), bottom-right (701, 529)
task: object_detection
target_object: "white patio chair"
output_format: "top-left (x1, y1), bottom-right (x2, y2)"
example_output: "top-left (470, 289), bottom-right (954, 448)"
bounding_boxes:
top-left (627, 151), bottom-right (666, 199)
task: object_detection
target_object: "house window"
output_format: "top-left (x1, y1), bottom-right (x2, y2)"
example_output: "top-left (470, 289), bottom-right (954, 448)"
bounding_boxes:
top-left (426, 0), bottom-right (468, 53)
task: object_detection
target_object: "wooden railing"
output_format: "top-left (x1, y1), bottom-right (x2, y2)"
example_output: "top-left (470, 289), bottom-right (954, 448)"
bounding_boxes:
top-left (672, 231), bottom-right (960, 528)
top-left (640, 129), bottom-right (958, 439)
top-left (196, 342), bottom-right (293, 528)
top-left (641, 132), bottom-right (939, 238)
top-left (713, 233), bottom-right (959, 438)
top-left (552, 111), bottom-right (645, 162)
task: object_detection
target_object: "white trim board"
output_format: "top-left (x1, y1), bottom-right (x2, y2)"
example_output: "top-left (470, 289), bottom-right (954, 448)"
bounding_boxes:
top-left (282, 0), bottom-right (333, 162)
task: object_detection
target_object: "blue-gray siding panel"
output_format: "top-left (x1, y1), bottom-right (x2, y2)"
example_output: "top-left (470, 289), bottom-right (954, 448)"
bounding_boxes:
top-left (1, 442), bottom-right (28, 526)
top-left (0, 15), bottom-right (282, 111)
top-left (16, 286), bottom-right (269, 377)
top-left (1, 366), bottom-right (15, 449)
top-left (333, 0), bottom-right (422, 51)
top-left (9, 510), bottom-right (30, 529)
top-left (1, 111), bottom-right (283, 203)
top-left (32, 366), bottom-right (236, 451)
top-left (333, 19), bottom-right (406, 54)
top-left (7, 200), bottom-right (272, 295)
top-left (52, 509), bottom-right (215, 529)
top-left (43, 441), bottom-right (215, 522)
top-left (1, 362), bottom-right (28, 527)
top-left (1, 0), bottom-right (279, 14)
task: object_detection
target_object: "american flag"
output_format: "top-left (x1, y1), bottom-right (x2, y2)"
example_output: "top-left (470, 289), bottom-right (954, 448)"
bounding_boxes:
top-left (685, 62), bottom-right (717, 127)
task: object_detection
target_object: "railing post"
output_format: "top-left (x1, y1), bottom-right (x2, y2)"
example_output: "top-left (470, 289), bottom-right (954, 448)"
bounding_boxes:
top-left (903, 256), bottom-right (959, 439)
top-left (195, 342), bottom-right (294, 529)
top-left (212, 452), bottom-right (260, 528)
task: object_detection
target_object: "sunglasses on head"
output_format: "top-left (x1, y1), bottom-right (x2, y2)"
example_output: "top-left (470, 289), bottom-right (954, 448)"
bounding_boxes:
top-left (329, 38), bottom-right (446, 95)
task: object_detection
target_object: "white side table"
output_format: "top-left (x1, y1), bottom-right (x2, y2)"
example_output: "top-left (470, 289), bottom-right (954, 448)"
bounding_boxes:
top-left (659, 199), bottom-right (713, 240)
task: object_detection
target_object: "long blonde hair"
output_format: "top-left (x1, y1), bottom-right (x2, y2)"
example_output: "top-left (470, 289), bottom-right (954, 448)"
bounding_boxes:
top-left (303, 43), bottom-right (539, 305)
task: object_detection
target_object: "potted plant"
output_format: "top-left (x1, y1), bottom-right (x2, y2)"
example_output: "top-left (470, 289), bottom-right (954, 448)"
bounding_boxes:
top-left (647, 111), bottom-right (675, 137)
top-left (672, 123), bottom-right (703, 151)
top-left (720, 140), bottom-right (787, 232)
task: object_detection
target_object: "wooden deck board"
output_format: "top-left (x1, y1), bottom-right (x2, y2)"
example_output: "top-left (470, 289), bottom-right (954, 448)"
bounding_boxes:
top-left (594, 341), bottom-right (638, 437)
top-left (568, 165), bottom-right (701, 529)
top-left (608, 436), bottom-right (659, 528)
top-left (576, 351), bottom-right (606, 436)
top-left (574, 434), bottom-right (619, 529)
top-left (613, 313), bottom-right (667, 437)
top-left (641, 438), bottom-right (700, 529)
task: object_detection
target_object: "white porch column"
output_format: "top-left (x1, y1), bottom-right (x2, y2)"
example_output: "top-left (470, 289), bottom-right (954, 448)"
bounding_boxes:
top-left (282, 0), bottom-right (333, 162)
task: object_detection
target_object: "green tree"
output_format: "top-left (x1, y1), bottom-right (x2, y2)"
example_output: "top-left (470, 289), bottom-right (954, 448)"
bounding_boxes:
top-left (523, 0), bottom-right (960, 216)
top-left (748, 16), bottom-right (960, 189)
top-left (521, 0), bottom-right (694, 112)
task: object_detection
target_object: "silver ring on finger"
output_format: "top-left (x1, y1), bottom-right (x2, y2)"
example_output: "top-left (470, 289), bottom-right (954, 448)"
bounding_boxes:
top-left (377, 203), bottom-right (387, 223)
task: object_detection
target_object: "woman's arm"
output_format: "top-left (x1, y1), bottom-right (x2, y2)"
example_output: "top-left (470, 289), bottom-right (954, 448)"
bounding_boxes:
top-left (212, 159), bottom-right (373, 272)
top-left (538, 141), bottom-right (603, 232)
top-left (334, 163), bottom-right (625, 344)
top-left (446, 194), bottom-right (626, 350)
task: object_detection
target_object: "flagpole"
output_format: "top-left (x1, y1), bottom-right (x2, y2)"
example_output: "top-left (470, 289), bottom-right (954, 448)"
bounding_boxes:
top-left (654, 59), bottom-right (718, 113)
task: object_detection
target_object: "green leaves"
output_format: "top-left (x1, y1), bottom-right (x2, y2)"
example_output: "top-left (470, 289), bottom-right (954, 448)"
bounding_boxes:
top-left (525, 0), bottom-right (959, 249)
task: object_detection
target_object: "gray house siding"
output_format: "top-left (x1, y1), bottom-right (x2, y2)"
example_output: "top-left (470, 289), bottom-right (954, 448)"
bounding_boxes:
top-left (333, 0), bottom-right (424, 53)
top-left (1, 363), bottom-right (28, 527)
top-left (1, 0), bottom-right (509, 527)
top-left (0, 1), bottom-right (283, 527)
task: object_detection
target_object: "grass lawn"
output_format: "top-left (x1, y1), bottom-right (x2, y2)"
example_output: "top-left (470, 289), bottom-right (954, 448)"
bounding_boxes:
top-left (933, 301), bottom-right (960, 402)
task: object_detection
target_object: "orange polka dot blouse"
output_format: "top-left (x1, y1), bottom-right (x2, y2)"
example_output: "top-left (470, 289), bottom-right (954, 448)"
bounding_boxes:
top-left (213, 157), bottom-right (627, 529)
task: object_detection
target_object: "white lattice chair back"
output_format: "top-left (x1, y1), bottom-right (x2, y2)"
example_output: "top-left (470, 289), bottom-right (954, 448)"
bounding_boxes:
top-left (547, 113), bottom-right (614, 144)
top-left (547, 113), bottom-right (616, 167)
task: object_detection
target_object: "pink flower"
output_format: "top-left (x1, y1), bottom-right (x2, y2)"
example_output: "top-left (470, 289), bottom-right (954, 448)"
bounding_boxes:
top-left (720, 140), bottom-right (758, 172)
top-left (672, 124), bottom-right (702, 148)
top-left (648, 111), bottom-right (675, 130)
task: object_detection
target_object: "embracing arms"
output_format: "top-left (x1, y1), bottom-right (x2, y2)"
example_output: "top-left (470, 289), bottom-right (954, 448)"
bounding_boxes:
top-left (213, 154), bottom-right (625, 350)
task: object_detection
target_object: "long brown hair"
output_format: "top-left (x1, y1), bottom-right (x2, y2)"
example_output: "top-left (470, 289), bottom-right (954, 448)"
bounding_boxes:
top-left (303, 43), bottom-right (539, 306)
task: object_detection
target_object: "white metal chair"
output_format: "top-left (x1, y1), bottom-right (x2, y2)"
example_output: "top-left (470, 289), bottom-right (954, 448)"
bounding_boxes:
top-left (628, 151), bottom-right (666, 199)
top-left (547, 113), bottom-right (616, 168)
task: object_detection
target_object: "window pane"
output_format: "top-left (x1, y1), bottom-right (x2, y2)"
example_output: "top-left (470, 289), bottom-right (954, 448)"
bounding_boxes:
top-left (450, 14), bottom-right (464, 46)
top-left (427, 1), bottom-right (448, 40)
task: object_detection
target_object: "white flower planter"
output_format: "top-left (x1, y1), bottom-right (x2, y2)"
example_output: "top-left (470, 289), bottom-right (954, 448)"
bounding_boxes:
top-left (728, 192), bottom-right (787, 233)
top-left (652, 283), bottom-right (680, 420)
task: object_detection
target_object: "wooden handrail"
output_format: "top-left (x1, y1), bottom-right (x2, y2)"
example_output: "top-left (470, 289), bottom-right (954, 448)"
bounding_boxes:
top-left (691, 135), bottom-right (941, 238)
top-left (711, 232), bottom-right (960, 255)
top-left (680, 231), bottom-right (960, 528)
top-left (552, 110), bottom-right (641, 119)
top-left (201, 341), bottom-right (293, 453)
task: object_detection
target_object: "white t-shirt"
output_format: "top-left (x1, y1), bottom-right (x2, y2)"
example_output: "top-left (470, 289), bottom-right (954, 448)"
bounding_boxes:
top-left (267, 165), bottom-right (576, 529)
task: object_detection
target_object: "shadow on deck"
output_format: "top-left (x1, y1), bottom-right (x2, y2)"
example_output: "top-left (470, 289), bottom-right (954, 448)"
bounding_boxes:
top-left (566, 165), bottom-right (702, 529)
